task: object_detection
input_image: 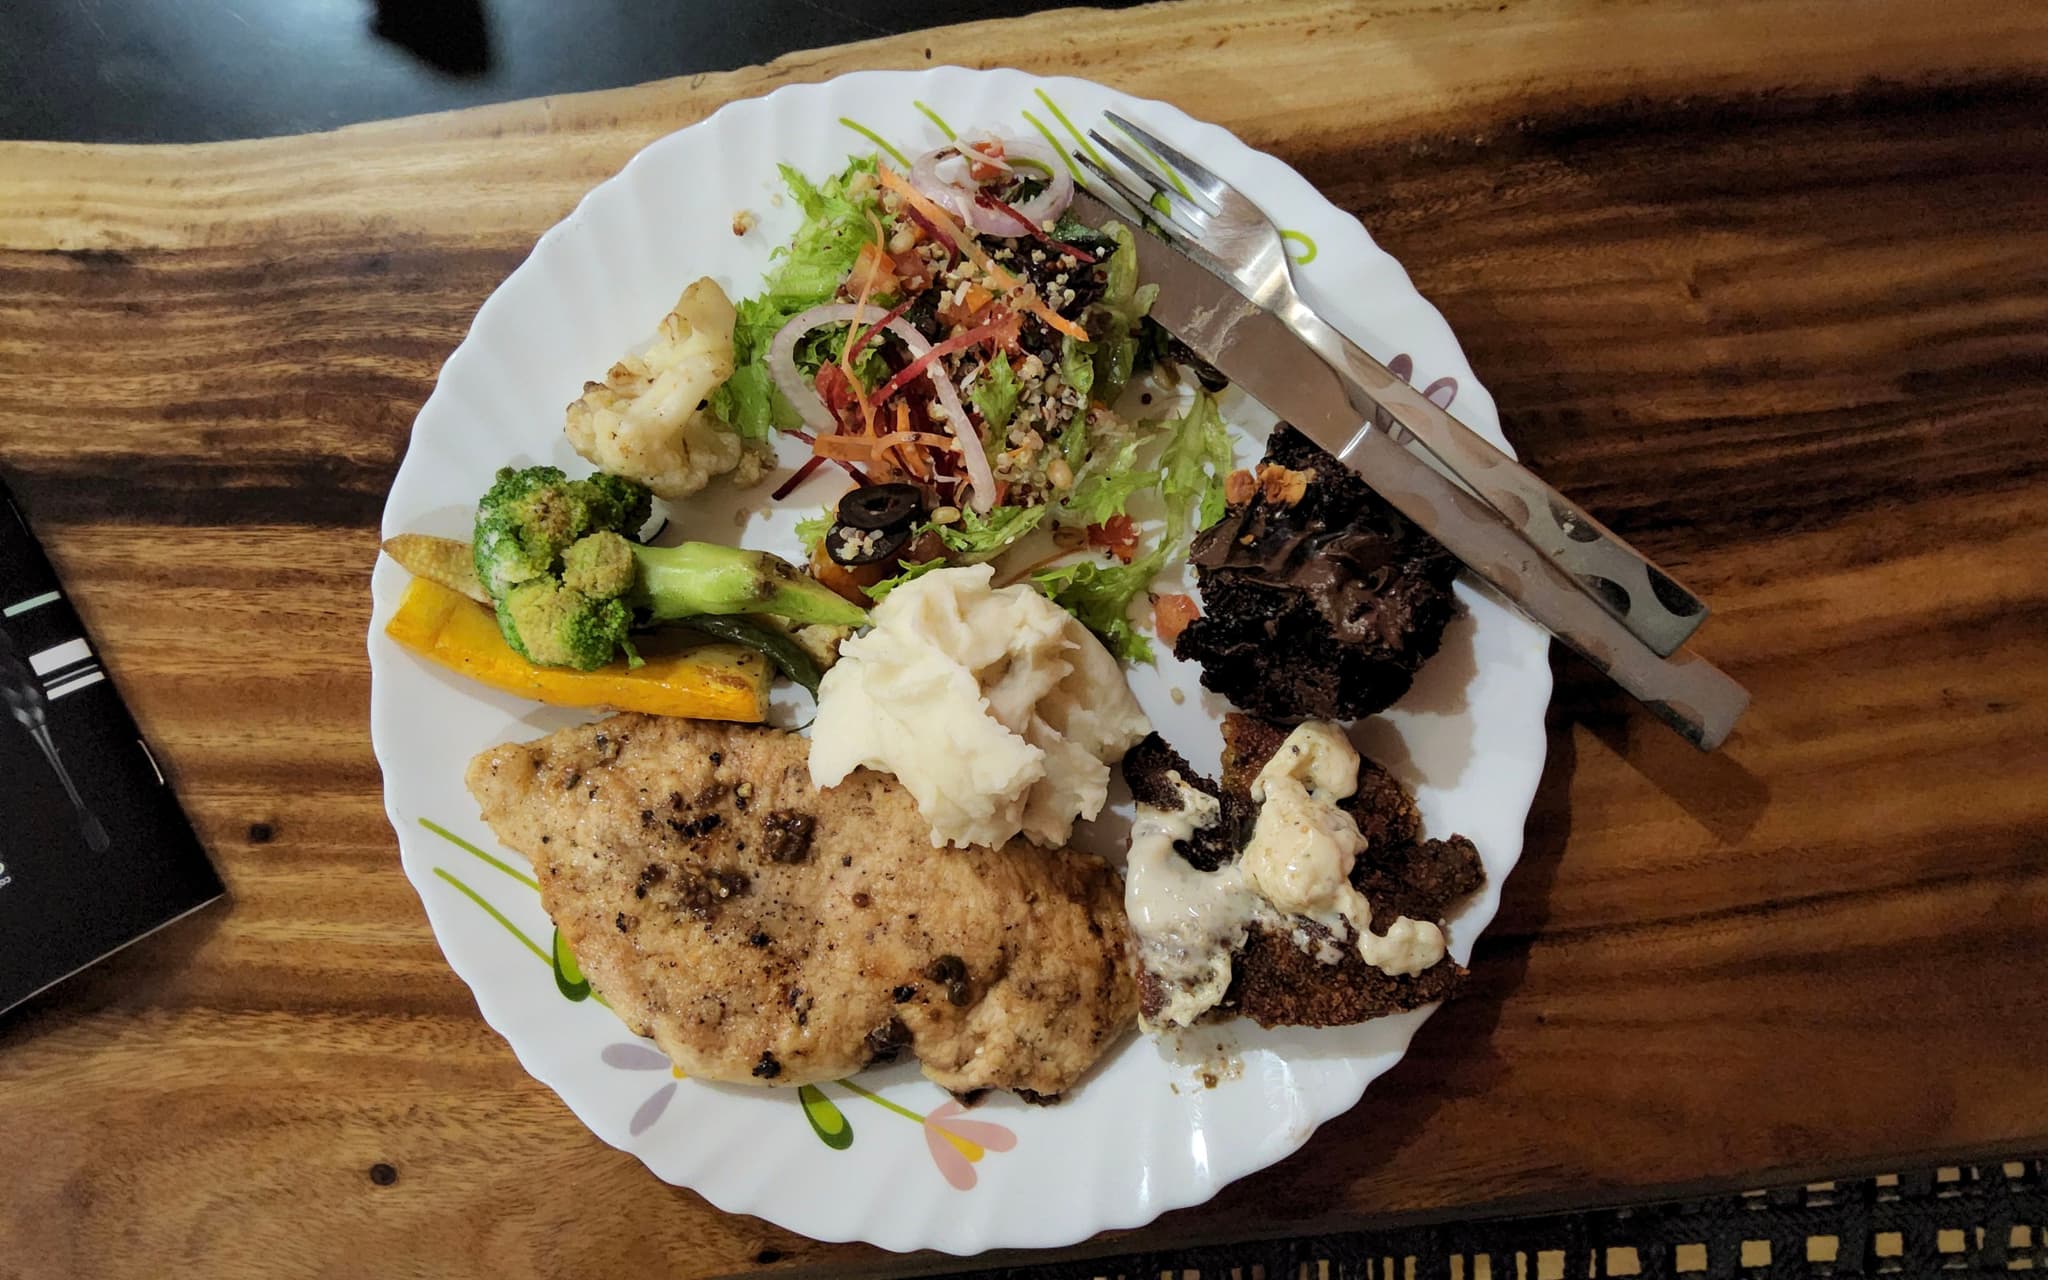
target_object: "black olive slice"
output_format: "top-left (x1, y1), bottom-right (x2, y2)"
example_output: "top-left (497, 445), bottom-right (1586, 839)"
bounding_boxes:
top-left (836, 482), bottom-right (924, 532)
top-left (825, 521), bottom-right (913, 567)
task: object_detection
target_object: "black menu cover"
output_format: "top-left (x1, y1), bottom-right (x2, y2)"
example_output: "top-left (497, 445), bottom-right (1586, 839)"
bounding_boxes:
top-left (0, 476), bottom-right (223, 1015)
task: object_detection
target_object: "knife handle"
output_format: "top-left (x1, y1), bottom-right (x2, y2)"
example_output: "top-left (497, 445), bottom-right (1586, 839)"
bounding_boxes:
top-left (1281, 301), bottom-right (1709, 659)
top-left (1337, 425), bottom-right (1750, 750)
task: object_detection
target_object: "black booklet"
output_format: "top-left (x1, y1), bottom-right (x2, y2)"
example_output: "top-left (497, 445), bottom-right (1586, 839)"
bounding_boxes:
top-left (0, 476), bottom-right (223, 1016)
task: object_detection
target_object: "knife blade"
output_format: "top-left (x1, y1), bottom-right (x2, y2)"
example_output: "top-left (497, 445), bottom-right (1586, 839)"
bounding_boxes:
top-left (1096, 202), bottom-right (1750, 750)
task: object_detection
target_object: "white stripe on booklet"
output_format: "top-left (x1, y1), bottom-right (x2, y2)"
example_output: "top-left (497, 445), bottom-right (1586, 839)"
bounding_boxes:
top-left (29, 637), bottom-right (91, 676)
top-left (46, 669), bottom-right (105, 700)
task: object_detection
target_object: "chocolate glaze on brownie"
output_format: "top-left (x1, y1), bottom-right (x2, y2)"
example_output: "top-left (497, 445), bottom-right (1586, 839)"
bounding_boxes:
top-left (1175, 426), bottom-right (1460, 722)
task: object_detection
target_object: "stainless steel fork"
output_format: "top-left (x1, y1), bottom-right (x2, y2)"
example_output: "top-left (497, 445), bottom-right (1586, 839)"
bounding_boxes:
top-left (1078, 111), bottom-right (1711, 659)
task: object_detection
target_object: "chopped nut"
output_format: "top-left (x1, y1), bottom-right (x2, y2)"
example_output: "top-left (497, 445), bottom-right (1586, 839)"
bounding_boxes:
top-left (730, 209), bottom-right (757, 236)
top-left (1046, 457), bottom-right (1074, 491)
top-left (1257, 462), bottom-right (1315, 506)
top-left (1224, 467), bottom-right (1258, 506)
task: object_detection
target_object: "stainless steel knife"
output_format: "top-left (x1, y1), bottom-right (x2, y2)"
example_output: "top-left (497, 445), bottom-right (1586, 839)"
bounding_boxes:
top-left (1091, 198), bottom-right (1751, 750)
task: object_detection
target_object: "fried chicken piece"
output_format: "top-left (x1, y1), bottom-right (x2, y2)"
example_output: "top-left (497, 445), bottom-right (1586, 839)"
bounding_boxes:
top-left (465, 713), bottom-right (1136, 1098)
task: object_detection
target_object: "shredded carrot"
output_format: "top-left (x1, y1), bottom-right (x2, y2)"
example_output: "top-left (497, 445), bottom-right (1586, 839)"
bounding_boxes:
top-left (877, 165), bottom-right (1090, 342)
top-left (1014, 294), bottom-right (1090, 343)
top-left (892, 400), bottom-right (929, 479)
top-left (813, 430), bottom-right (960, 460)
top-left (839, 250), bottom-right (881, 439)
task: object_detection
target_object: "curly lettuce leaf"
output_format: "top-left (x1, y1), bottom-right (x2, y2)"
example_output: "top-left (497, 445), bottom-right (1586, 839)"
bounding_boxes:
top-left (794, 508), bottom-right (833, 557)
top-left (763, 158), bottom-right (881, 311)
top-left (1035, 390), bottom-right (1233, 660)
top-left (1157, 389), bottom-right (1234, 532)
top-left (712, 156), bottom-right (882, 440)
top-left (1061, 426), bottom-right (1147, 527)
top-left (1032, 551), bottom-right (1164, 663)
top-left (865, 558), bottom-right (947, 603)
top-left (934, 502), bottom-right (1047, 560)
top-left (969, 351), bottom-right (1021, 436)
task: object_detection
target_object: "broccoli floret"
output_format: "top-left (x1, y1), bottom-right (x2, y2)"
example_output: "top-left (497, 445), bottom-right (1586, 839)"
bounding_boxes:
top-left (561, 531), bottom-right (636, 598)
top-left (472, 464), bottom-right (866, 670)
top-left (473, 466), bottom-right (652, 598)
top-left (498, 579), bottom-right (636, 671)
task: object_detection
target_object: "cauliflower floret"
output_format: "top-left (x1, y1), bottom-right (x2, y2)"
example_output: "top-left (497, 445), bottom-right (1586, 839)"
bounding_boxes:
top-left (565, 277), bottom-right (760, 499)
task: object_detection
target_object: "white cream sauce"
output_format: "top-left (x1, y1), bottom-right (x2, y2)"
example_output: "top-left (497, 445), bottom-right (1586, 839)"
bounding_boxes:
top-left (1122, 775), bottom-right (1274, 1031)
top-left (1124, 724), bottom-right (1450, 1029)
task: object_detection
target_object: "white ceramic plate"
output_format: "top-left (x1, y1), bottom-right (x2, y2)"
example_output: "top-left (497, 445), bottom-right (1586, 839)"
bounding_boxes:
top-left (368, 67), bottom-right (1550, 1255)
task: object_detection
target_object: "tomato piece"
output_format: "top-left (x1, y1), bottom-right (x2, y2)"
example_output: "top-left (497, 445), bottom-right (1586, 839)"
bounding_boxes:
top-left (966, 138), bottom-right (1006, 182)
top-left (1087, 514), bottom-right (1139, 564)
top-left (1152, 592), bottom-right (1201, 646)
top-left (847, 241), bottom-right (898, 298)
top-left (890, 247), bottom-right (931, 291)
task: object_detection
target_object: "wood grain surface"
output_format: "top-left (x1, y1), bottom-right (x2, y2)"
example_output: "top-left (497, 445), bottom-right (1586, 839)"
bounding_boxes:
top-left (3, 1), bottom-right (2045, 1276)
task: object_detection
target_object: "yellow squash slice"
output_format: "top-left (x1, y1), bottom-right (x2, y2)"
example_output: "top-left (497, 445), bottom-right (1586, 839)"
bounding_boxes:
top-left (385, 577), bottom-right (769, 722)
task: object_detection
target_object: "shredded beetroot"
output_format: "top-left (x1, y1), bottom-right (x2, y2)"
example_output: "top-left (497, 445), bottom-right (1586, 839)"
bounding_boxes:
top-left (901, 204), bottom-right (959, 255)
top-left (850, 295), bottom-right (916, 354)
top-left (974, 191), bottom-right (1098, 264)
top-left (786, 429), bottom-right (869, 488)
top-left (867, 314), bottom-right (1017, 407)
top-left (770, 454), bottom-right (825, 501)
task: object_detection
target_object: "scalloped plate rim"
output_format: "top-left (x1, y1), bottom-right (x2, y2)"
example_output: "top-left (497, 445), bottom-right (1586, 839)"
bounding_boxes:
top-left (367, 65), bottom-right (1551, 1255)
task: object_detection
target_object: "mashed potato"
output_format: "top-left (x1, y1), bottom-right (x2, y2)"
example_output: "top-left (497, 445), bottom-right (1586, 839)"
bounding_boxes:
top-left (808, 565), bottom-right (1151, 849)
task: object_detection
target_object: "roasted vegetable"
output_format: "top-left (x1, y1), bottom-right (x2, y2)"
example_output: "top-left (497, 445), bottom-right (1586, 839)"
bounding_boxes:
top-left (565, 277), bottom-right (766, 499)
top-left (472, 465), bottom-right (866, 671)
top-left (381, 533), bottom-right (488, 603)
top-left (678, 615), bottom-right (824, 696)
top-left (384, 577), bottom-right (769, 721)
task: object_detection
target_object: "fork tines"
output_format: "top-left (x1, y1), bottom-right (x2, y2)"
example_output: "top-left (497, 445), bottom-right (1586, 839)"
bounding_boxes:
top-left (1081, 130), bottom-right (1212, 246)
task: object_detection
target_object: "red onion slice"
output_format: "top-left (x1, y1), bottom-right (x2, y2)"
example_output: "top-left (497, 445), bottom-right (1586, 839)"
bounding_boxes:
top-left (767, 304), bottom-right (996, 513)
top-left (908, 136), bottom-right (1073, 240)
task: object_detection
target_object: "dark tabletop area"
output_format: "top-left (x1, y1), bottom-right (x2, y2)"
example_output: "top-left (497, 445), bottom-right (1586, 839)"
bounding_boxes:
top-left (0, 0), bottom-right (1142, 144)
top-left (7, 2), bottom-right (2046, 1276)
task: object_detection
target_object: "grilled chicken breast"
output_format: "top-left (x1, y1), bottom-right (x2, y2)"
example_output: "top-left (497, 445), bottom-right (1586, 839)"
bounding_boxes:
top-left (465, 713), bottom-right (1136, 1098)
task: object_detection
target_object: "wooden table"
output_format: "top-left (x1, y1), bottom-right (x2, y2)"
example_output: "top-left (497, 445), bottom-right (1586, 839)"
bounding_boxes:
top-left (3, 1), bottom-right (2044, 1276)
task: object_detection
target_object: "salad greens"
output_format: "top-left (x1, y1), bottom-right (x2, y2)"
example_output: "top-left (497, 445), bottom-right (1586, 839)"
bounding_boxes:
top-left (968, 352), bottom-right (1022, 435)
top-left (713, 158), bottom-right (885, 441)
top-left (728, 146), bottom-right (1238, 662)
top-left (1077, 224), bottom-right (1159, 407)
top-left (1034, 391), bottom-right (1233, 661)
